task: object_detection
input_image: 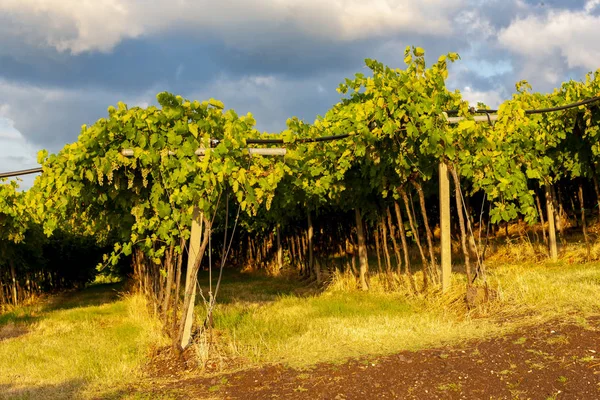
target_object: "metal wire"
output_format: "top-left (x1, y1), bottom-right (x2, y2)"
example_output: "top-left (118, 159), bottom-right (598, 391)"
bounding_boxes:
top-left (0, 134), bottom-right (352, 178)
top-left (445, 95), bottom-right (600, 115)
top-left (2, 96), bottom-right (599, 179)
top-left (245, 133), bottom-right (352, 145)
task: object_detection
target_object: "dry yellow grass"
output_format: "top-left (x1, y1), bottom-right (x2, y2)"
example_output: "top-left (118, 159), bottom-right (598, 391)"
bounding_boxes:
top-left (2, 243), bottom-right (600, 397)
top-left (203, 260), bottom-right (600, 368)
top-left (0, 285), bottom-right (166, 400)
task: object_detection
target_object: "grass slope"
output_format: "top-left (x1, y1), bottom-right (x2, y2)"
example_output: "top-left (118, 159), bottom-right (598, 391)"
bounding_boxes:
top-left (0, 284), bottom-right (165, 400)
top-left (198, 262), bottom-right (600, 368)
top-left (2, 260), bottom-right (599, 397)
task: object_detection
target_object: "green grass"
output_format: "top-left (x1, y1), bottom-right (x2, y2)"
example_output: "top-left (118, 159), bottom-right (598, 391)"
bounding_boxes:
top-left (196, 261), bottom-right (600, 368)
top-left (0, 284), bottom-right (165, 400)
top-left (2, 258), bottom-right (600, 397)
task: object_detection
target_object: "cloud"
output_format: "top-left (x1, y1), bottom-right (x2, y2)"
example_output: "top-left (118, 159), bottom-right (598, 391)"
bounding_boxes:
top-left (461, 86), bottom-right (505, 108)
top-left (0, 69), bottom-right (344, 165)
top-left (2, 0), bottom-right (598, 176)
top-left (0, 0), bottom-right (141, 54)
top-left (189, 72), bottom-right (345, 132)
top-left (498, 0), bottom-right (600, 84)
top-left (454, 9), bottom-right (497, 40)
top-left (1, 0), bottom-right (465, 54)
top-left (0, 70), bottom-right (344, 192)
top-left (0, 117), bottom-right (39, 188)
top-left (0, 78), bottom-right (159, 151)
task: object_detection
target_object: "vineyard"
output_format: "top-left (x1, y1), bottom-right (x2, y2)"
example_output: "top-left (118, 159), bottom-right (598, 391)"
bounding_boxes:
top-left (2, 46), bottom-right (600, 370)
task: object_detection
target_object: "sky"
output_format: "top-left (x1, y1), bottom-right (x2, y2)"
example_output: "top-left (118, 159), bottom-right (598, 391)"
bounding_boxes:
top-left (1, 0), bottom-right (600, 187)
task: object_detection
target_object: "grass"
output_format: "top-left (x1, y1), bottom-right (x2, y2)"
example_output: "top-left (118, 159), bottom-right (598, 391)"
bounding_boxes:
top-left (489, 261), bottom-right (600, 316)
top-left (2, 240), bottom-right (600, 397)
top-left (0, 283), bottom-right (166, 400)
top-left (196, 260), bottom-right (600, 368)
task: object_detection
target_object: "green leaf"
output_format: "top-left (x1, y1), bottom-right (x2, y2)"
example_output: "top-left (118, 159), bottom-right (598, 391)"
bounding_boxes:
top-left (208, 99), bottom-right (224, 109)
top-left (189, 123), bottom-right (199, 138)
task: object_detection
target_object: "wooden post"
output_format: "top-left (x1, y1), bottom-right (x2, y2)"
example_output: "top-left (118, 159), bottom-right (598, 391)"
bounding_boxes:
top-left (10, 259), bottom-right (18, 305)
top-left (276, 225), bottom-right (283, 270)
top-left (307, 211), bottom-right (314, 278)
top-left (355, 208), bottom-right (369, 291)
top-left (439, 163), bottom-right (451, 292)
top-left (578, 181), bottom-right (591, 260)
top-left (545, 186), bottom-right (558, 261)
top-left (181, 208), bottom-right (202, 349)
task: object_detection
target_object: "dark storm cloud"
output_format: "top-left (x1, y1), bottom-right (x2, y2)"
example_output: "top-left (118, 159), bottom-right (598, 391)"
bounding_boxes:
top-left (1, 0), bottom-right (599, 164)
top-left (0, 28), bottom-right (473, 150)
top-left (0, 34), bottom-right (378, 94)
top-left (0, 37), bottom-right (221, 92)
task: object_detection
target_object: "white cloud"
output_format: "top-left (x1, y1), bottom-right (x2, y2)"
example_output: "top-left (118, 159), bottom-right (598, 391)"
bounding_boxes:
top-left (585, 0), bottom-right (600, 13)
top-left (0, 0), bottom-right (465, 54)
top-left (1, 0), bottom-right (140, 53)
top-left (461, 86), bottom-right (504, 109)
top-left (0, 117), bottom-right (39, 189)
top-left (498, 1), bottom-right (600, 74)
top-left (454, 9), bottom-right (496, 40)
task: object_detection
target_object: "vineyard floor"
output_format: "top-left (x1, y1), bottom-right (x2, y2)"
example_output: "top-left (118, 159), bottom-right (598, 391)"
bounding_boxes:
top-left (184, 261), bottom-right (600, 368)
top-left (0, 283), bottom-right (165, 400)
top-left (1, 260), bottom-right (600, 399)
top-left (132, 316), bottom-right (600, 399)
top-left (129, 261), bottom-right (600, 399)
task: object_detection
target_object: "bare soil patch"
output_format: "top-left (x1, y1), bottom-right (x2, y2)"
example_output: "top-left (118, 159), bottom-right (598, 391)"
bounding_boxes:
top-left (135, 317), bottom-right (600, 399)
top-left (0, 323), bottom-right (28, 342)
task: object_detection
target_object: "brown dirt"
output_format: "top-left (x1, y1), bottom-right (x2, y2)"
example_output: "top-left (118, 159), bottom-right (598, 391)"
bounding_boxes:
top-left (143, 331), bottom-right (249, 380)
top-left (134, 317), bottom-right (600, 399)
top-left (143, 346), bottom-right (198, 379)
top-left (0, 323), bottom-right (28, 342)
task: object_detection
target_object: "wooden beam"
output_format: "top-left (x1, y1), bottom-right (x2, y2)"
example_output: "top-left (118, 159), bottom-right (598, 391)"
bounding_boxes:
top-left (120, 147), bottom-right (287, 157)
top-left (248, 148), bottom-right (287, 156)
top-left (444, 114), bottom-right (498, 124)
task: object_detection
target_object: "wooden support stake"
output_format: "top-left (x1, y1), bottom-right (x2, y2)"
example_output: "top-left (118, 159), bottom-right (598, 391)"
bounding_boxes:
top-left (181, 208), bottom-right (202, 349)
top-left (355, 208), bottom-right (369, 291)
top-left (307, 211), bottom-right (315, 280)
top-left (276, 225), bottom-right (283, 270)
top-left (439, 163), bottom-right (452, 292)
top-left (545, 186), bottom-right (558, 261)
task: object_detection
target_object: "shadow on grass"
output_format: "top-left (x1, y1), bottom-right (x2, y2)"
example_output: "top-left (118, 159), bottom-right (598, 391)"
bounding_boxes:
top-left (0, 282), bottom-right (125, 332)
top-left (0, 379), bottom-right (88, 400)
top-left (197, 258), bottom-right (468, 307)
top-left (0, 312), bottom-right (39, 328)
top-left (197, 268), bottom-right (318, 305)
top-left (42, 282), bottom-right (125, 312)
